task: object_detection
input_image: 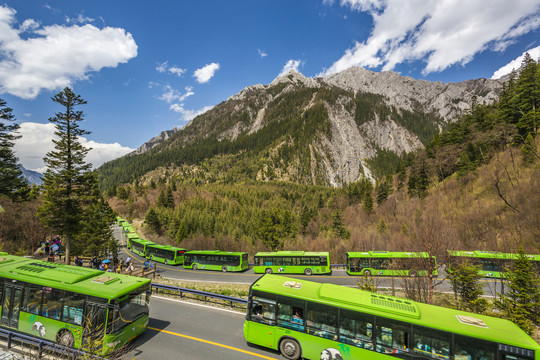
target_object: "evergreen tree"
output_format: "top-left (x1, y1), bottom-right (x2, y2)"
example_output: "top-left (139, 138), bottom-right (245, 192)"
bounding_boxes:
top-left (514, 53), bottom-right (539, 136)
top-left (447, 261), bottom-right (487, 313)
top-left (257, 209), bottom-right (288, 251)
top-left (145, 208), bottom-right (161, 234)
top-left (362, 185), bottom-right (373, 213)
top-left (117, 186), bottom-right (129, 200)
top-left (166, 186), bottom-right (175, 208)
top-left (75, 176), bottom-right (117, 257)
top-left (0, 98), bottom-right (29, 200)
top-left (38, 88), bottom-right (93, 264)
top-left (495, 248), bottom-right (540, 334)
top-left (521, 132), bottom-right (537, 165)
top-left (157, 188), bottom-right (167, 208)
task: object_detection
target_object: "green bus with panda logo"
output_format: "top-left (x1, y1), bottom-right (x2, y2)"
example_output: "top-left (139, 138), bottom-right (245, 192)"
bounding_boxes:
top-left (244, 274), bottom-right (539, 360)
top-left (0, 253), bottom-right (150, 355)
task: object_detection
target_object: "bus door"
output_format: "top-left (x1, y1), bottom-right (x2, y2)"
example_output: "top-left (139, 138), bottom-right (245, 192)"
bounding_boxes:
top-left (1, 283), bottom-right (24, 328)
top-left (83, 301), bottom-right (108, 346)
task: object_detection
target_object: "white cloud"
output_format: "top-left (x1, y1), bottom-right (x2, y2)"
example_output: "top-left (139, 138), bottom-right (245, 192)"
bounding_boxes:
top-left (65, 13), bottom-right (94, 24)
top-left (258, 48), bottom-right (268, 58)
top-left (156, 61), bottom-right (168, 73)
top-left (170, 104), bottom-right (214, 121)
top-left (169, 66), bottom-right (186, 77)
top-left (158, 85), bottom-right (194, 104)
top-left (491, 45), bottom-right (540, 79)
top-left (156, 61), bottom-right (186, 77)
top-left (321, 0), bottom-right (540, 76)
top-left (12, 122), bottom-right (133, 172)
top-left (193, 63), bottom-right (220, 84)
top-left (0, 5), bottom-right (138, 99)
top-left (279, 59), bottom-right (302, 76)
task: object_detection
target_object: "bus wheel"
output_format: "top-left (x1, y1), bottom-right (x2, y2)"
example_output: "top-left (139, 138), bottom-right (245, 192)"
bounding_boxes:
top-left (265, 268), bottom-right (273, 274)
top-left (279, 337), bottom-right (301, 360)
top-left (222, 266), bottom-right (227, 272)
top-left (363, 270), bottom-right (371, 276)
top-left (164, 259), bottom-right (168, 265)
top-left (57, 330), bottom-right (74, 347)
top-left (193, 264), bottom-right (198, 270)
top-left (304, 268), bottom-right (312, 276)
top-left (409, 270), bottom-right (416, 277)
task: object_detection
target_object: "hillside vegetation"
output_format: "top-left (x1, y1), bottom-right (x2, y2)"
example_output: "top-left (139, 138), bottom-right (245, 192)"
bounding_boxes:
top-left (107, 56), bottom-right (540, 261)
top-left (98, 67), bottom-right (501, 191)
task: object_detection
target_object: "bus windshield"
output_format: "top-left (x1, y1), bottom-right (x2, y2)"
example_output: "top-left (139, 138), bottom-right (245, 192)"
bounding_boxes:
top-left (112, 286), bottom-right (150, 333)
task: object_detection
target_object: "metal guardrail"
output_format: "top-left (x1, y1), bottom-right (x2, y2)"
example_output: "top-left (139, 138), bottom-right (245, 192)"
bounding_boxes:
top-left (0, 326), bottom-right (102, 360)
top-left (151, 283), bottom-right (247, 308)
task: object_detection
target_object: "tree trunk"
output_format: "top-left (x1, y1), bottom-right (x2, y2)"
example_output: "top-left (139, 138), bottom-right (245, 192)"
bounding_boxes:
top-left (64, 234), bottom-right (71, 265)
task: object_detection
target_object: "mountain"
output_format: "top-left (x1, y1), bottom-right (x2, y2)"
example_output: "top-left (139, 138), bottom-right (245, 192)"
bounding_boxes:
top-left (131, 127), bottom-right (180, 155)
top-left (98, 67), bottom-right (504, 190)
top-left (20, 166), bottom-right (43, 186)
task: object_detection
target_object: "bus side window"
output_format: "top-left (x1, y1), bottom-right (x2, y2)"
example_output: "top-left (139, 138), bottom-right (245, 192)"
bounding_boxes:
top-left (41, 288), bottom-right (64, 320)
top-left (375, 317), bottom-right (409, 354)
top-left (454, 334), bottom-right (496, 360)
top-left (23, 285), bottom-right (42, 315)
top-left (412, 325), bottom-right (450, 359)
top-left (277, 296), bottom-right (305, 332)
top-left (62, 292), bottom-right (85, 325)
top-left (339, 309), bottom-right (374, 349)
top-left (250, 297), bottom-right (275, 325)
top-left (306, 301), bottom-right (337, 339)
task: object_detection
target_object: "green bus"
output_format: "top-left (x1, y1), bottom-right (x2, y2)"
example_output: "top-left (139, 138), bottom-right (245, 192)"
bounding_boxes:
top-left (127, 237), bottom-right (155, 257)
top-left (448, 250), bottom-right (540, 278)
top-left (146, 244), bottom-right (187, 265)
top-left (244, 274), bottom-right (539, 360)
top-left (347, 251), bottom-right (438, 277)
top-left (0, 253), bottom-right (151, 355)
top-left (253, 251), bottom-right (331, 276)
top-left (183, 250), bottom-right (249, 272)
top-left (116, 216), bottom-right (127, 227)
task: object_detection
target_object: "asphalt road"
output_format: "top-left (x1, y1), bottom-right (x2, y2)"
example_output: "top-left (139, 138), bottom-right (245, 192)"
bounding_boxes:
top-left (122, 296), bottom-right (279, 360)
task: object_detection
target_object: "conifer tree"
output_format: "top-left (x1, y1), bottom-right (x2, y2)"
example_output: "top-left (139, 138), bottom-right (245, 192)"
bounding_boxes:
top-left (447, 261), bottom-right (487, 313)
top-left (0, 98), bottom-right (29, 200)
top-left (38, 88), bottom-right (94, 264)
top-left (74, 174), bottom-right (118, 257)
top-left (145, 208), bottom-right (161, 233)
top-left (514, 53), bottom-right (538, 136)
top-left (495, 248), bottom-right (540, 334)
top-left (521, 132), bottom-right (537, 165)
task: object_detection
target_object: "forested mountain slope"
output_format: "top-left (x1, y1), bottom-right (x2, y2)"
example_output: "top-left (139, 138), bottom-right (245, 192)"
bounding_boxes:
top-left (106, 57), bottom-right (539, 263)
top-left (98, 67), bottom-right (503, 192)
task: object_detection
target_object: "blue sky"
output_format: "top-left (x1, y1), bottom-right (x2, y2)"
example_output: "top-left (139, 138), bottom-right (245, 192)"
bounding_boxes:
top-left (1, 0), bottom-right (539, 172)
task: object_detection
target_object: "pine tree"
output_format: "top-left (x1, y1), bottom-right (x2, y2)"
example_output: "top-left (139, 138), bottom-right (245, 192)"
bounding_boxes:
top-left (0, 98), bottom-right (29, 200)
top-left (38, 88), bottom-right (93, 264)
top-left (521, 132), bottom-right (537, 165)
top-left (75, 176), bottom-right (117, 257)
top-left (495, 248), bottom-right (540, 334)
top-left (447, 261), bottom-right (487, 313)
top-left (145, 208), bottom-right (161, 234)
top-left (514, 53), bottom-right (539, 136)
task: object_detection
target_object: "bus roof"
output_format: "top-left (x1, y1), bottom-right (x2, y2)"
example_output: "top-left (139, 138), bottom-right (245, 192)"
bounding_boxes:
top-left (255, 251), bottom-right (329, 256)
top-left (185, 250), bottom-right (247, 256)
top-left (251, 274), bottom-right (539, 350)
top-left (130, 238), bottom-right (154, 245)
top-left (448, 250), bottom-right (540, 261)
top-left (346, 251), bottom-right (430, 258)
top-left (0, 254), bottom-right (150, 301)
top-left (147, 244), bottom-right (187, 251)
